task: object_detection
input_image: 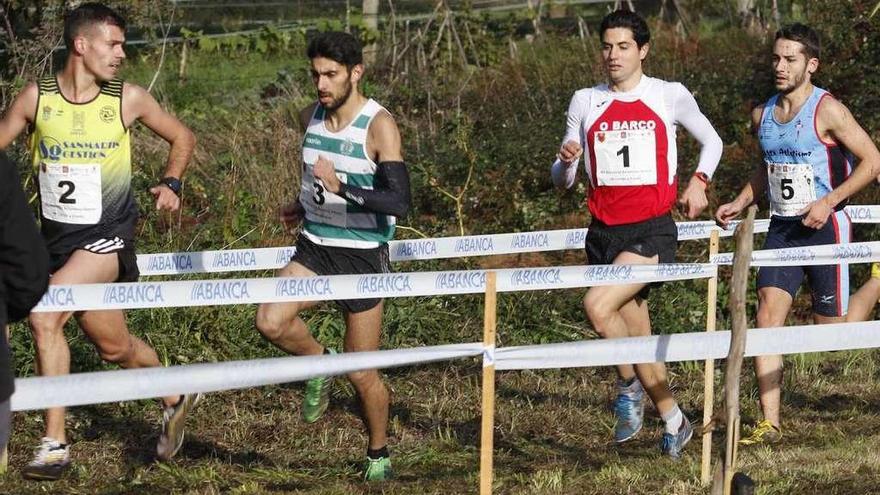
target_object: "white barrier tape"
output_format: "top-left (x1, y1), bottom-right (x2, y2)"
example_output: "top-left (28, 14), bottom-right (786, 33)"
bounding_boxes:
top-left (12, 321), bottom-right (880, 411)
top-left (711, 240), bottom-right (880, 267)
top-left (134, 204), bottom-right (878, 276)
top-left (32, 263), bottom-right (717, 312)
top-left (10, 343), bottom-right (484, 412)
top-left (136, 220), bottom-right (768, 276)
top-left (494, 320), bottom-right (880, 370)
top-left (844, 204), bottom-right (880, 223)
top-left (483, 345), bottom-right (495, 368)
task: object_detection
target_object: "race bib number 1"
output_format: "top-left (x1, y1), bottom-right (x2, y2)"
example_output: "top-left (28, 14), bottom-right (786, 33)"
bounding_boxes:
top-left (594, 129), bottom-right (657, 186)
top-left (767, 162), bottom-right (816, 217)
top-left (39, 163), bottom-right (102, 224)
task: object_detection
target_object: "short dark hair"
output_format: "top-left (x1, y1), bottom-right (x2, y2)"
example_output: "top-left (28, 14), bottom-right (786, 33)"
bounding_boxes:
top-left (776, 23), bottom-right (821, 60)
top-left (600, 9), bottom-right (650, 48)
top-left (64, 3), bottom-right (126, 51)
top-left (307, 31), bottom-right (363, 69)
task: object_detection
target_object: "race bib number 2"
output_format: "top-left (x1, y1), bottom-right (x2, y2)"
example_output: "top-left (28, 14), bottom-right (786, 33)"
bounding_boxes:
top-left (39, 163), bottom-right (102, 224)
top-left (593, 129), bottom-right (657, 186)
top-left (767, 162), bottom-right (816, 217)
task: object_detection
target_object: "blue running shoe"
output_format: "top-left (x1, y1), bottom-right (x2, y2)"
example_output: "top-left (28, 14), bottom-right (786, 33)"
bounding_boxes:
top-left (613, 378), bottom-right (644, 443)
top-left (660, 417), bottom-right (693, 459)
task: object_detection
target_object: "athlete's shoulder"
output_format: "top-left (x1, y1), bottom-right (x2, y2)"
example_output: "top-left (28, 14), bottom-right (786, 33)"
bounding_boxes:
top-left (814, 91), bottom-right (851, 127)
top-left (18, 81), bottom-right (40, 101)
top-left (750, 102), bottom-right (766, 128)
top-left (366, 102), bottom-right (402, 161)
top-left (650, 77), bottom-right (689, 96)
top-left (6, 82), bottom-right (39, 122)
top-left (814, 88), bottom-right (843, 110)
top-left (568, 87), bottom-right (597, 107)
top-left (367, 106), bottom-right (400, 139)
top-left (120, 81), bottom-right (153, 105)
top-left (575, 86), bottom-right (597, 97)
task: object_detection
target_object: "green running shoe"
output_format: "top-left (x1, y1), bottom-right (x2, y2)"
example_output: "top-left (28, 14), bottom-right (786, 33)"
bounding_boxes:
top-left (302, 348), bottom-right (336, 423)
top-left (363, 455), bottom-right (393, 482)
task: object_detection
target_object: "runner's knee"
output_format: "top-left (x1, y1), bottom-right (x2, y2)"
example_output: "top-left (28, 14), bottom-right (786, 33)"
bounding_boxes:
top-left (347, 369), bottom-right (380, 391)
top-left (255, 305), bottom-right (294, 342)
top-left (583, 293), bottom-right (614, 330)
top-left (95, 336), bottom-right (134, 364)
top-left (28, 313), bottom-right (66, 344)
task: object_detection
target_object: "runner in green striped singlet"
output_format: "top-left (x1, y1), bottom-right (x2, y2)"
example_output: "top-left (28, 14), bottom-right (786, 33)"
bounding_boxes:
top-left (255, 31), bottom-right (411, 482)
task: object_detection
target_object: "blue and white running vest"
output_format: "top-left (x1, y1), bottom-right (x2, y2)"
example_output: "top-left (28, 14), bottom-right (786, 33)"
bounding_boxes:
top-left (299, 99), bottom-right (395, 248)
top-left (758, 86), bottom-right (853, 218)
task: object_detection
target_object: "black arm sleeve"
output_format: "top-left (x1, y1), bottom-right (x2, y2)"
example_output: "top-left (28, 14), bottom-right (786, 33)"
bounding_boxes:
top-left (337, 161), bottom-right (411, 218)
top-left (0, 152), bottom-right (50, 323)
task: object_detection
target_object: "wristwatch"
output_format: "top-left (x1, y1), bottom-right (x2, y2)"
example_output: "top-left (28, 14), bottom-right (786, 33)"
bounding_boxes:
top-left (160, 176), bottom-right (182, 196)
top-left (693, 172), bottom-right (711, 187)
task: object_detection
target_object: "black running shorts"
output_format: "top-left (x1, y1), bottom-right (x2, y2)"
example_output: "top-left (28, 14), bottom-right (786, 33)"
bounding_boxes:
top-left (291, 235), bottom-right (391, 313)
top-left (49, 236), bottom-right (139, 283)
top-left (584, 213), bottom-right (678, 299)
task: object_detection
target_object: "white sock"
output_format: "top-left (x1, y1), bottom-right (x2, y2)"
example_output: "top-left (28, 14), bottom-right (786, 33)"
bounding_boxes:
top-left (662, 405), bottom-right (684, 435)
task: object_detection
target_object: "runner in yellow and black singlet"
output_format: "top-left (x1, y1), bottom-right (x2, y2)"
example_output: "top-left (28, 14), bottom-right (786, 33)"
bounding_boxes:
top-left (0, 3), bottom-right (199, 481)
top-left (30, 75), bottom-right (140, 279)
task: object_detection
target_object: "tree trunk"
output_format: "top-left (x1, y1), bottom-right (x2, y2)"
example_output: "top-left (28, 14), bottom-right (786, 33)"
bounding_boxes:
top-left (737, 0), bottom-right (762, 32)
top-left (363, 0), bottom-right (379, 64)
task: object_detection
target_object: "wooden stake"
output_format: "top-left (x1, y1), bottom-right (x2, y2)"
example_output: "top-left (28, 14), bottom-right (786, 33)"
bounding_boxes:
top-left (701, 228), bottom-right (720, 485)
top-left (714, 205), bottom-right (757, 495)
top-left (479, 271), bottom-right (498, 495)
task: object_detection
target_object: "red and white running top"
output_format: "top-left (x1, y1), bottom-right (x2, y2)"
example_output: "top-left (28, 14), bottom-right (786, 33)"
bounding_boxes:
top-left (551, 75), bottom-right (722, 225)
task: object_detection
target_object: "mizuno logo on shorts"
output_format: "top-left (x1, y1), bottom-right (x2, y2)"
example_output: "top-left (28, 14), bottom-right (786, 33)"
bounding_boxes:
top-left (84, 237), bottom-right (125, 254)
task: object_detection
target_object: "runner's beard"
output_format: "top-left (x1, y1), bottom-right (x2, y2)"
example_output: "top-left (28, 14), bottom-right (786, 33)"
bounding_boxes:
top-left (321, 80), bottom-right (354, 111)
top-left (778, 69), bottom-right (808, 94)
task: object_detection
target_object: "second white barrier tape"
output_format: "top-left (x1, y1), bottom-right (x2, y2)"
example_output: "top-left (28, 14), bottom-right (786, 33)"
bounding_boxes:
top-left (33, 263), bottom-right (717, 312)
top-left (12, 321), bottom-right (880, 411)
top-left (711, 240), bottom-right (880, 266)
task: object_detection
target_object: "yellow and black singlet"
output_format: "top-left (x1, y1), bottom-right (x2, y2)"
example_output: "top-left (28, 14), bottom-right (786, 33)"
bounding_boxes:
top-left (30, 76), bottom-right (138, 255)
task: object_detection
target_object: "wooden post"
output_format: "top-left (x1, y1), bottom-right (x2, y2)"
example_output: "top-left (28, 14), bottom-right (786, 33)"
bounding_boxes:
top-left (701, 228), bottom-right (720, 485)
top-left (479, 271), bottom-right (498, 495)
top-left (363, 0), bottom-right (380, 64)
top-left (177, 41), bottom-right (188, 82)
top-left (713, 205), bottom-right (757, 495)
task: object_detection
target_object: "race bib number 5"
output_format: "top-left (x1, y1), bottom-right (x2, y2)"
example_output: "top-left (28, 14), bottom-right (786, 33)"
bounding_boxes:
top-left (767, 162), bottom-right (816, 217)
top-left (594, 129), bottom-right (657, 186)
top-left (39, 163), bottom-right (102, 224)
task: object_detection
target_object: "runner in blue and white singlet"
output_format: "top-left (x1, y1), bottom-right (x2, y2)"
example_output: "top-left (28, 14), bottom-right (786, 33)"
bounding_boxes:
top-left (757, 86), bottom-right (853, 316)
top-left (716, 23), bottom-right (880, 442)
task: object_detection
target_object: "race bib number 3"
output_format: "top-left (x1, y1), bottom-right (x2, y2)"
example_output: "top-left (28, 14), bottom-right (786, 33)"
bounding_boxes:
top-left (302, 165), bottom-right (349, 227)
top-left (39, 163), bottom-right (102, 224)
top-left (594, 129), bottom-right (657, 186)
top-left (767, 162), bottom-right (816, 217)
